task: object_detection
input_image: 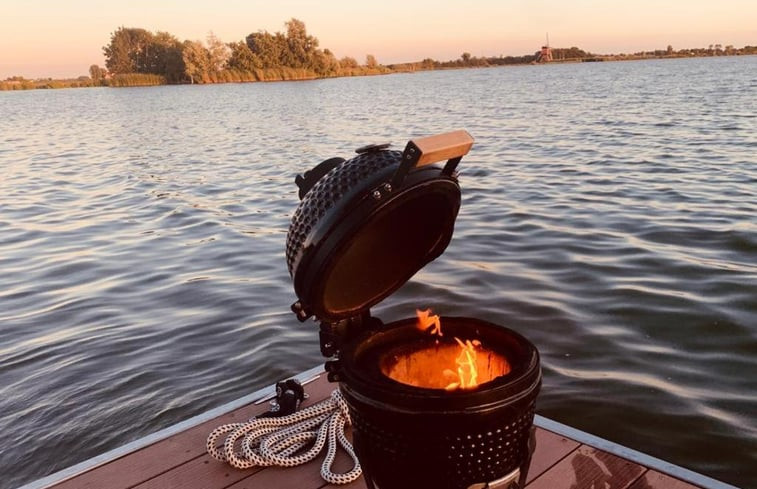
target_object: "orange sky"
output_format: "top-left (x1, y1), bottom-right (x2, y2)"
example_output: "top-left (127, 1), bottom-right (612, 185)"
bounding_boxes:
top-left (1, 0), bottom-right (755, 78)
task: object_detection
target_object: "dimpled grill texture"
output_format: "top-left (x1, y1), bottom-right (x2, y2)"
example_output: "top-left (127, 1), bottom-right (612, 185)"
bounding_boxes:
top-left (286, 150), bottom-right (402, 276)
top-left (349, 402), bottom-right (536, 488)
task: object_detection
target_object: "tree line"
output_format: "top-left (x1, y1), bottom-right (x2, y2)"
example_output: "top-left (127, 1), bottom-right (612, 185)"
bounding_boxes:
top-left (2, 27), bottom-right (756, 91)
top-left (386, 44), bottom-right (757, 72)
top-left (91, 19), bottom-right (387, 86)
top-left (386, 47), bottom-right (594, 71)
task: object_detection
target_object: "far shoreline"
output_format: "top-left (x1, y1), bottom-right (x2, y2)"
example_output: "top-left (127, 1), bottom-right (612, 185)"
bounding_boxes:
top-left (2, 51), bottom-right (755, 92)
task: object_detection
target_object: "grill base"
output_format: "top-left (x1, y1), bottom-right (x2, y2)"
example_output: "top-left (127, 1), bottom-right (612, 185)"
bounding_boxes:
top-left (336, 317), bottom-right (542, 489)
top-left (344, 385), bottom-right (536, 489)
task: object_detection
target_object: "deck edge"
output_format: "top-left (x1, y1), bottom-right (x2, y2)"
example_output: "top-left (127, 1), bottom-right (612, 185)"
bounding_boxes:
top-left (533, 415), bottom-right (741, 489)
top-left (18, 367), bottom-right (742, 489)
top-left (16, 365), bottom-right (325, 489)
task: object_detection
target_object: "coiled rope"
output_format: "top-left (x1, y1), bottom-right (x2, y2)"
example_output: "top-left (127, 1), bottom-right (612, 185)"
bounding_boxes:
top-left (206, 389), bottom-right (361, 485)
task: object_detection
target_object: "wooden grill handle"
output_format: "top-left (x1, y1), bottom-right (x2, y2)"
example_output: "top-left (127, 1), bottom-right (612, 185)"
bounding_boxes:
top-left (406, 129), bottom-right (474, 167)
top-left (391, 130), bottom-right (474, 187)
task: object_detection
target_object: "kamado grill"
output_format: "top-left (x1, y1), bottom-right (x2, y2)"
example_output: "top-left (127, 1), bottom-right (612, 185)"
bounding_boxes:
top-left (286, 131), bottom-right (542, 489)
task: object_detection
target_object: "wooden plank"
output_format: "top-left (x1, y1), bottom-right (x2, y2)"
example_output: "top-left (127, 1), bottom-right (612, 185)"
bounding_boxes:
top-left (629, 470), bottom-right (703, 489)
top-left (526, 445), bottom-right (646, 489)
top-left (50, 374), bottom-right (337, 489)
top-left (134, 454), bottom-right (257, 489)
top-left (228, 459), bottom-right (326, 489)
top-left (526, 428), bottom-right (581, 483)
top-left (532, 416), bottom-right (730, 489)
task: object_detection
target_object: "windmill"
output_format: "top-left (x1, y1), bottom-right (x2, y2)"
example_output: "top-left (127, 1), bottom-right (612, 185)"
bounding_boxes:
top-left (537, 33), bottom-right (553, 63)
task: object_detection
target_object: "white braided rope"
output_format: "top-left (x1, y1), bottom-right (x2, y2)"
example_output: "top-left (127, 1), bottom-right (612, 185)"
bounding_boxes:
top-left (206, 389), bottom-right (361, 485)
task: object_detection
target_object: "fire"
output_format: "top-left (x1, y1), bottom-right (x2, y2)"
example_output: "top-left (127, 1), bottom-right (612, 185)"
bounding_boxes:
top-left (416, 309), bottom-right (442, 336)
top-left (444, 337), bottom-right (482, 390)
top-left (401, 309), bottom-right (507, 391)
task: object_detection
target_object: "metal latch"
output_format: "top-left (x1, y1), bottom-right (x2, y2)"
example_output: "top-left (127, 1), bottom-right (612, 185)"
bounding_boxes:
top-left (256, 379), bottom-right (306, 418)
top-left (467, 467), bottom-right (521, 489)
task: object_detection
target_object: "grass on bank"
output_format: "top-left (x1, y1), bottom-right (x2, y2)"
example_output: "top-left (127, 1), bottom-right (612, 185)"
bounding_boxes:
top-left (1, 65), bottom-right (392, 90)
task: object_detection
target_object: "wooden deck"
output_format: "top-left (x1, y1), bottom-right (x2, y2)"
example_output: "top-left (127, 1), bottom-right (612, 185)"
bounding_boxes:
top-left (24, 367), bottom-right (738, 489)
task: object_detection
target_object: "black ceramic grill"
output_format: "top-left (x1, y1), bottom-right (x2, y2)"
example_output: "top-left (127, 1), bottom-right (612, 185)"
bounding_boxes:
top-left (286, 131), bottom-right (542, 489)
top-left (286, 149), bottom-right (401, 275)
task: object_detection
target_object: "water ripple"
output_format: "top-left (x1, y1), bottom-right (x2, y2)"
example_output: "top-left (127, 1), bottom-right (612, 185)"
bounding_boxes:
top-left (0, 56), bottom-right (756, 489)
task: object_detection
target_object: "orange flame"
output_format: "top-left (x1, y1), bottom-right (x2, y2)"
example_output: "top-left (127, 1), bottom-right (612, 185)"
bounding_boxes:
top-left (416, 308), bottom-right (442, 336)
top-left (444, 338), bottom-right (482, 391)
top-left (415, 309), bottom-right (483, 391)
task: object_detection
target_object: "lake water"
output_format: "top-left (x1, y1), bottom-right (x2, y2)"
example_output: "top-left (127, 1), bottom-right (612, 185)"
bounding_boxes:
top-left (1, 56), bottom-right (755, 489)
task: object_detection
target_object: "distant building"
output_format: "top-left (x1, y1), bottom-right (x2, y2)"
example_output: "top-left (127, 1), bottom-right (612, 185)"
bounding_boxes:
top-left (536, 45), bottom-right (553, 63)
top-left (534, 33), bottom-right (553, 63)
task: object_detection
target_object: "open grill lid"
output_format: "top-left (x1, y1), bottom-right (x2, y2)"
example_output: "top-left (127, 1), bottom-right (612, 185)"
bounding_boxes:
top-left (286, 130), bottom-right (474, 338)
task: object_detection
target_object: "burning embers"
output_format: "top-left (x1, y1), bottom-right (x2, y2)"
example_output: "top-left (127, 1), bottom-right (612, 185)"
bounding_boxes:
top-left (380, 309), bottom-right (511, 390)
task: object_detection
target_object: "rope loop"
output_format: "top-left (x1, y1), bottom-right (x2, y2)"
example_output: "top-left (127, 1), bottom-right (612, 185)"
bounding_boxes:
top-left (207, 389), bottom-right (361, 484)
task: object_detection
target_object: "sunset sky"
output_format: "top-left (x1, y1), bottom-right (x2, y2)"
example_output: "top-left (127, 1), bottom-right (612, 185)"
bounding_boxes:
top-left (2, 0), bottom-right (755, 79)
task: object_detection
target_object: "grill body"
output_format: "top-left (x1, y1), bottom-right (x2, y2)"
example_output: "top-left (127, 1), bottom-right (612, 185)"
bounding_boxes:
top-left (336, 317), bottom-right (541, 489)
top-left (284, 134), bottom-right (542, 488)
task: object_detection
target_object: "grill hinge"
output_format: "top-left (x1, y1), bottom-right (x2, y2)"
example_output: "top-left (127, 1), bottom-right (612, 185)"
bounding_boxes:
top-left (324, 359), bottom-right (342, 382)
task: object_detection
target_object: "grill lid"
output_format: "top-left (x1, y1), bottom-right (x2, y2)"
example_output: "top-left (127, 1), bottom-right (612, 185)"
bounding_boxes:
top-left (286, 130), bottom-right (474, 330)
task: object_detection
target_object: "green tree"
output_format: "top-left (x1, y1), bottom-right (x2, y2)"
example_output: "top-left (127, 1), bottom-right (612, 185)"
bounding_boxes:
top-left (285, 18), bottom-right (319, 69)
top-left (244, 19), bottom-right (326, 73)
top-left (551, 46), bottom-right (589, 59)
top-left (207, 32), bottom-right (230, 72)
top-left (421, 58), bottom-right (436, 69)
top-left (103, 28), bottom-right (186, 82)
top-left (246, 31), bottom-right (286, 68)
top-left (339, 56), bottom-right (358, 69)
top-left (312, 48), bottom-right (338, 76)
top-left (183, 40), bottom-right (211, 83)
top-left (103, 27), bottom-right (153, 74)
top-left (227, 41), bottom-right (261, 71)
top-left (103, 27), bottom-right (137, 73)
top-left (89, 64), bottom-right (105, 82)
top-left (148, 31), bottom-right (185, 82)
